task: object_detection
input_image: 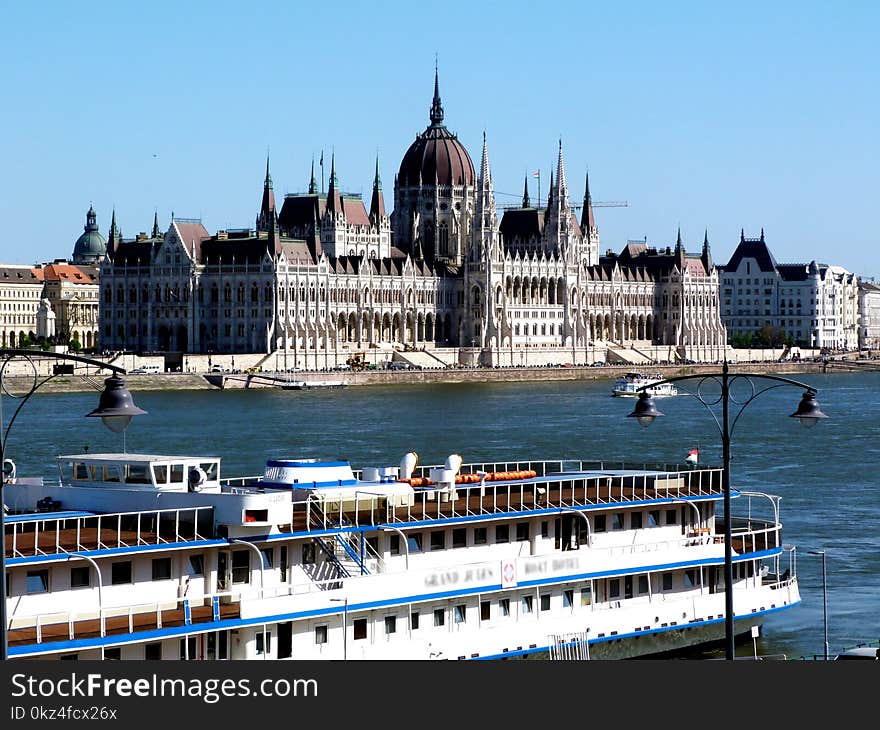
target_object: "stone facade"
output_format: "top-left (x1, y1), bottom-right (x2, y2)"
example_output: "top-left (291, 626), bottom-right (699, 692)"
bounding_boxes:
top-left (98, 74), bottom-right (727, 365)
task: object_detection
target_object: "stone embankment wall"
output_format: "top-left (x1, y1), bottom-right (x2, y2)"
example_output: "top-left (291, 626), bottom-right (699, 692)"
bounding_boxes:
top-left (11, 361), bottom-right (828, 394)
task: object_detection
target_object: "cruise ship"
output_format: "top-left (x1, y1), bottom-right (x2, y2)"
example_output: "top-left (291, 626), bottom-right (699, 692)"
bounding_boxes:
top-left (2, 449), bottom-right (799, 660)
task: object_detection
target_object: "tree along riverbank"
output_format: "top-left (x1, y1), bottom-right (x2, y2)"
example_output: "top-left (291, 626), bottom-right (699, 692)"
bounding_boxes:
top-left (8, 360), bottom-right (836, 394)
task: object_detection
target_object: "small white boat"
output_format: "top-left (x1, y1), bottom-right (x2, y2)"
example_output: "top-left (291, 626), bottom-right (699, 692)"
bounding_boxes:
top-left (281, 379), bottom-right (347, 390)
top-left (612, 371), bottom-right (679, 398)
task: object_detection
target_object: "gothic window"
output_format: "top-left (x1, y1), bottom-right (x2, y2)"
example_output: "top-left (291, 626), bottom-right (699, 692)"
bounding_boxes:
top-left (251, 284), bottom-right (259, 303)
top-left (116, 286), bottom-right (124, 304)
top-left (439, 223), bottom-right (449, 257)
top-left (105, 288), bottom-right (112, 304)
top-left (129, 287), bottom-right (137, 303)
top-left (472, 286), bottom-right (481, 306)
top-left (211, 285), bottom-right (219, 304)
top-left (237, 284), bottom-right (245, 303)
top-left (224, 284), bottom-right (232, 303)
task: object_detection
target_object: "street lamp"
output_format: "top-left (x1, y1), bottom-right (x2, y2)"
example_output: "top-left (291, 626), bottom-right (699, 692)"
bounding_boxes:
top-left (807, 549), bottom-right (829, 660)
top-left (626, 359), bottom-right (827, 660)
top-left (0, 349), bottom-right (146, 661)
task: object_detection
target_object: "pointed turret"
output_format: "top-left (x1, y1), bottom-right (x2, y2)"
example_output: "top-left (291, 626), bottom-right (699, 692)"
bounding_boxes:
top-left (701, 227), bottom-right (714, 272)
top-left (581, 171), bottom-right (596, 231)
top-left (522, 175), bottom-right (531, 208)
top-left (308, 157), bottom-right (317, 195)
top-left (760, 227), bottom-right (765, 242)
top-left (326, 152), bottom-right (342, 215)
top-left (545, 170), bottom-right (554, 212)
top-left (555, 140), bottom-right (568, 201)
top-left (741, 228), bottom-right (745, 243)
top-left (478, 132), bottom-right (491, 188)
top-left (676, 227), bottom-right (682, 249)
top-left (369, 155), bottom-right (385, 220)
top-left (257, 155), bottom-right (276, 232)
top-left (429, 64), bottom-right (444, 126)
top-left (107, 208), bottom-right (119, 258)
top-left (151, 210), bottom-right (160, 239)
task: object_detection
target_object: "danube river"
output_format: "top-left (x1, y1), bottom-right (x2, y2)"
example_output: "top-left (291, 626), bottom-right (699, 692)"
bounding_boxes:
top-left (9, 370), bottom-right (880, 659)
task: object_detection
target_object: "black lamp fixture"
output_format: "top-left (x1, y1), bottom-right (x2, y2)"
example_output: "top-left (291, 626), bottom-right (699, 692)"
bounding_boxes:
top-left (628, 391), bottom-right (664, 427)
top-left (85, 374), bottom-right (148, 433)
top-left (789, 391), bottom-right (828, 428)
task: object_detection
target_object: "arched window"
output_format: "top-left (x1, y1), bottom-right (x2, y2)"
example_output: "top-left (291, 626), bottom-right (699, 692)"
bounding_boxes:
top-left (439, 223), bottom-right (449, 256)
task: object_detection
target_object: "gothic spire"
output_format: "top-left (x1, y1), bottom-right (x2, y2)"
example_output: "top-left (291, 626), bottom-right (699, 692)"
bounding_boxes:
top-left (107, 207), bottom-right (119, 258)
top-left (760, 227), bottom-right (765, 242)
top-left (676, 227), bottom-right (682, 249)
top-left (522, 175), bottom-right (531, 208)
top-left (429, 65), bottom-right (444, 126)
top-left (152, 210), bottom-right (160, 238)
top-left (546, 169), bottom-right (555, 211)
top-left (326, 152), bottom-right (341, 214)
top-left (370, 155), bottom-right (385, 219)
top-left (479, 132), bottom-right (491, 189)
top-left (258, 154), bottom-right (276, 232)
top-left (555, 140), bottom-right (568, 200)
top-left (581, 170), bottom-right (596, 231)
top-left (308, 156), bottom-right (317, 195)
top-left (741, 228), bottom-right (745, 243)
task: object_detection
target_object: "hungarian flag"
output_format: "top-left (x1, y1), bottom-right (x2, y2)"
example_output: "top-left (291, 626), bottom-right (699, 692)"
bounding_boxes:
top-left (685, 449), bottom-right (699, 464)
top-left (533, 170), bottom-right (540, 178)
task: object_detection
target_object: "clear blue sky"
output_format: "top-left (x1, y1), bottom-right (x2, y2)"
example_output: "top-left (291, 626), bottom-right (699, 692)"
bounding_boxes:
top-left (2, 0), bottom-right (877, 277)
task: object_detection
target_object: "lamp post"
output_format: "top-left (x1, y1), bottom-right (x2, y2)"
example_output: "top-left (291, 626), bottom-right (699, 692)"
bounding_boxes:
top-left (626, 359), bottom-right (827, 660)
top-left (808, 549), bottom-right (829, 660)
top-left (0, 349), bottom-right (146, 661)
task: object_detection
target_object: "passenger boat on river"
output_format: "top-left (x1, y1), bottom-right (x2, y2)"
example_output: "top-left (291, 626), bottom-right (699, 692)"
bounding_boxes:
top-left (2, 448), bottom-right (799, 660)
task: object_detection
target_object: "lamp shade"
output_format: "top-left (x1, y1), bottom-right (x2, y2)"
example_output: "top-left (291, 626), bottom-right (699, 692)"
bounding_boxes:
top-left (627, 392), bottom-right (664, 427)
top-left (85, 375), bottom-right (147, 433)
top-left (789, 391), bottom-right (828, 428)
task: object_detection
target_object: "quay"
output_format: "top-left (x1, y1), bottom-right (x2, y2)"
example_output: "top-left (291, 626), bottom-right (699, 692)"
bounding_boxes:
top-left (0, 359), bottom-right (836, 394)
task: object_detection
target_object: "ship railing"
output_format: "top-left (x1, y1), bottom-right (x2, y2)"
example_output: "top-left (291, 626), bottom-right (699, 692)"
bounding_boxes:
top-left (9, 587), bottom-right (243, 646)
top-left (377, 467), bottom-right (723, 525)
top-left (5, 506), bottom-right (215, 559)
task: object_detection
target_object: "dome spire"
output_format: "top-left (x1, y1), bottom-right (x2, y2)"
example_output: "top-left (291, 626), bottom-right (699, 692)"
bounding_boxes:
top-left (429, 62), bottom-right (444, 126)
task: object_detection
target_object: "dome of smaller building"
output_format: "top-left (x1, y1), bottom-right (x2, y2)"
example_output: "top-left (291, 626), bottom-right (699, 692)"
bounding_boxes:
top-left (73, 205), bottom-right (107, 264)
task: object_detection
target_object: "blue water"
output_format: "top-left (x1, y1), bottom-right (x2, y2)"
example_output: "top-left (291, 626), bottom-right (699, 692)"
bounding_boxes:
top-left (7, 371), bottom-right (880, 659)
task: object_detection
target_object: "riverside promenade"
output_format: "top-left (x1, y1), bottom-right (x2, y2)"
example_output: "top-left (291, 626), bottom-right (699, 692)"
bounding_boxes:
top-left (8, 360), bottom-right (833, 394)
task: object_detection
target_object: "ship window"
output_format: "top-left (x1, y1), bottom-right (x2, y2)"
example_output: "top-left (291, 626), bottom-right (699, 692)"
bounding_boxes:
top-left (366, 537), bottom-right (378, 556)
top-left (151, 558), bottom-right (172, 581)
top-left (144, 643), bottom-right (162, 660)
top-left (520, 595), bottom-right (533, 614)
top-left (315, 625), bottom-right (328, 645)
top-left (516, 522), bottom-right (530, 542)
top-left (638, 576), bottom-right (649, 595)
top-left (256, 631), bottom-right (271, 656)
top-left (541, 521), bottom-right (549, 538)
top-left (473, 527), bottom-right (487, 545)
top-left (495, 525), bottom-right (510, 544)
top-left (685, 569), bottom-right (701, 587)
top-left (452, 528), bottom-right (466, 548)
top-left (302, 542), bottom-right (316, 564)
top-left (260, 548), bottom-right (274, 569)
top-left (179, 637), bottom-right (197, 660)
top-left (454, 604), bottom-right (466, 623)
top-left (152, 465), bottom-right (168, 484)
top-left (480, 601), bottom-right (490, 621)
top-left (104, 648), bottom-right (121, 660)
top-left (609, 579), bottom-right (620, 599)
top-left (111, 561), bottom-right (132, 585)
top-left (188, 555), bottom-right (204, 576)
top-left (103, 466), bottom-right (120, 482)
top-left (354, 618), bottom-right (368, 640)
top-left (433, 608), bottom-right (445, 627)
top-left (407, 534), bottom-right (423, 554)
top-left (389, 535), bottom-right (400, 555)
top-left (170, 464), bottom-right (185, 483)
top-left (540, 594), bottom-right (551, 611)
top-left (662, 572), bottom-right (673, 591)
top-left (631, 512), bottom-right (643, 529)
top-left (70, 566), bottom-right (90, 588)
top-left (665, 509), bottom-right (677, 525)
top-left (499, 598), bottom-right (510, 617)
top-left (26, 570), bottom-right (49, 594)
top-left (563, 589), bottom-right (574, 608)
top-left (648, 510), bottom-right (660, 527)
top-left (430, 530), bottom-right (446, 551)
top-left (280, 546), bottom-right (288, 582)
top-left (73, 462), bottom-right (89, 480)
top-left (612, 513), bottom-right (625, 531)
top-left (384, 616), bottom-right (397, 635)
top-left (124, 464), bottom-right (151, 484)
top-left (410, 612), bottom-right (420, 631)
top-left (200, 462), bottom-right (219, 481)
top-left (581, 586), bottom-right (592, 606)
top-left (231, 551), bottom-right (250, 584)
top-left (594, 515), bottom-right (607, 533)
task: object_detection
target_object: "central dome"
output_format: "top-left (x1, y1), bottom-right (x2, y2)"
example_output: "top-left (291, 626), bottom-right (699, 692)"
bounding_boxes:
top-left (72, 205), bottom-right (107, 264)
top-left (398, 72), bottom-right (475, 188)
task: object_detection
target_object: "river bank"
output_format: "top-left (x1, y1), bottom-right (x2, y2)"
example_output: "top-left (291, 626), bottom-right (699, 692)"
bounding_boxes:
top-left (9, 360), bottom-right (833, 394)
